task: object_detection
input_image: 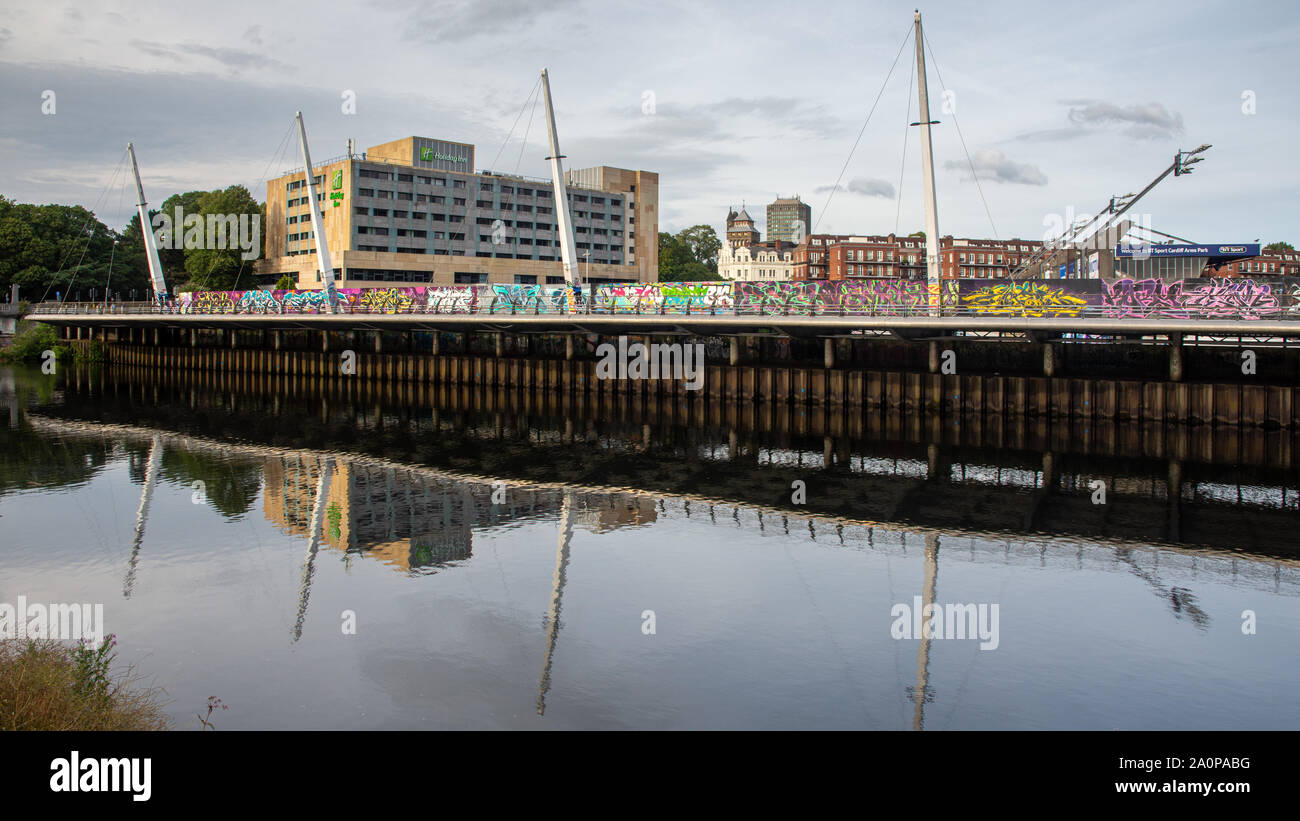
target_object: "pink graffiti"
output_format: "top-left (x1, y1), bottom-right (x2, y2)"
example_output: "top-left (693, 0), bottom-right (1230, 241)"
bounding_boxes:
top-left (1103, 278), bottom-right (1280, 319)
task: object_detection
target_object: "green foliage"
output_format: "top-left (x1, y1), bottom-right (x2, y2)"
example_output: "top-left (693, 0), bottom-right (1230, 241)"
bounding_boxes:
top-left (1264, 241), bottom-right (1294, 253)
top-left (0, 637), bottom-right (169, 730)
top-left (172, 186), bottom-right (264, 292)
top-left (0, 195), bottom-right (149, 302)
top-left (274, 274), bottom-right (296, 290)
top-left (0, 320), bottom-right (58, 362)
top-left (658, 225), bottom-right (724, 282)
top-left (75, 339), bottom-right (106, 363)
top-left (0, 183), bottom-right (267, 302)
top-left (70, 635), bottom-right (118, 705)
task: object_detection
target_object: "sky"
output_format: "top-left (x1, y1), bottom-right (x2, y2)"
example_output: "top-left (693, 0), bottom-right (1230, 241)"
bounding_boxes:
top-left (1, 0), bottom-right (1297, 246)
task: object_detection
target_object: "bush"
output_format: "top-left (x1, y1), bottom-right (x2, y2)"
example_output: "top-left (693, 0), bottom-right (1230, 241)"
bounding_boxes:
top-left (0, 637), bottom-right (170, 730)
top-left (0, 321), bottom-right (58, 363)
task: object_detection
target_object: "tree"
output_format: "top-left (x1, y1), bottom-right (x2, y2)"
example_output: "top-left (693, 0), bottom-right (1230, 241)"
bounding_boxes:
top-left (1265, 241), bottom-right (1294, 253)
top-left (677, 224), bottom-right (721, 273)
top-left (657, 227), bottom-right (724, 282)
top-left (274, 274), bottom-right (296, 290)
top-left (0, 197), bottom-right (132, 302)
top-left (173, 185), bottom-right (265, 292)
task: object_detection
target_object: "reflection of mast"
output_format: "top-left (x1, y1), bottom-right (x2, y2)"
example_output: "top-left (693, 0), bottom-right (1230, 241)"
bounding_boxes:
top-left (292, 455), bottom-right (334, 642)
top-left (912, 533), bottom-right (939, 730)
top-left (537, 490), bottom-right (576, 716)
top-left (123, 435), bottom-right (162, 598)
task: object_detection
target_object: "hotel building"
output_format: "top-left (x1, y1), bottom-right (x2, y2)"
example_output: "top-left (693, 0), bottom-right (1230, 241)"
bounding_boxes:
top-left (256, 136), bottom-right (659, 288)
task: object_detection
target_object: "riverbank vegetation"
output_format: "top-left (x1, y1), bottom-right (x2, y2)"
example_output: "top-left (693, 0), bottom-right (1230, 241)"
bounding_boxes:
top-left (0, 637), bottom-right (170, 730)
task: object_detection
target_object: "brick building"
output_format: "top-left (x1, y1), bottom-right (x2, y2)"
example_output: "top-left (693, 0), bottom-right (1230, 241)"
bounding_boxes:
top-left (792, 233), bottom-right (1043, 280)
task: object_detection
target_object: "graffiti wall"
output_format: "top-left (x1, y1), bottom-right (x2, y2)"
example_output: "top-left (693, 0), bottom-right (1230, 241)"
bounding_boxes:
top-left (591, 283), bottom-right (733, 313)
top-left (176, 277), bottom-right (1300, 320)
top-left (734, 279), bottom-right (931, 315)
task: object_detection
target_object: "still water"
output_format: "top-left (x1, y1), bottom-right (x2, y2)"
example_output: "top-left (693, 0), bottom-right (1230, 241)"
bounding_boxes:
top-left (2, 363), bottom-right (1299, 729)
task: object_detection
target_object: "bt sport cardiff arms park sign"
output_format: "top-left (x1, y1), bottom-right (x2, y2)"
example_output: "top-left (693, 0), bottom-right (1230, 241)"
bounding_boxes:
top-left (1114, 244), bottom-right (1261, 258)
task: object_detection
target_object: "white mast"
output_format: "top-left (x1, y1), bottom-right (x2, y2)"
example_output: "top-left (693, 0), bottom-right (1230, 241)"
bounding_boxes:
top-left (913, 11), bottom-right (941, 315)
top-left (541, 69), bottom-right (580, 287)
top-left (296, 111), bottom-right (339, 310)
top-left (127, 143), bottom-right (168, 304)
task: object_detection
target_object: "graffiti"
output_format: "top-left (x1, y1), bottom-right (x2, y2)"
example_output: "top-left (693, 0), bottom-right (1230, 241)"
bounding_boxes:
top-left (841, 280), bottom-right (929, 315)
top-left (424, 287), bottom-right (478, 314)
top-left (486, 284), bottom-right (576, 314)
top-left (183, 291), bottom-right (237, 313)
top-left (735, 279), bottom-right (929, 315)
top-left (593, 283), bottom-right (732, 313)
top-left (352, 288), bottom-right (415, 314)
top-left (961, 281), bottom-right (1089, 317)
top-left (1102, 278), bottom-right (1280, 319)
top-left (236, 290), bottom-right (280, 314)
top-left (281, 290), bottom-right (332, 312)
top-left (169, 277), bottom-right (1300, 321)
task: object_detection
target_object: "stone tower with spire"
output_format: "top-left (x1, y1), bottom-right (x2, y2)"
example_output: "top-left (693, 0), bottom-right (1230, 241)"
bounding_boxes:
top-left (726, 204), bottom-right (760, 249)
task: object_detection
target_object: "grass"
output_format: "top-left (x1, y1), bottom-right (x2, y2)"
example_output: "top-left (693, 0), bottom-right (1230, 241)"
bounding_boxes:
top-left (0, 637), bottom-right (170, 731)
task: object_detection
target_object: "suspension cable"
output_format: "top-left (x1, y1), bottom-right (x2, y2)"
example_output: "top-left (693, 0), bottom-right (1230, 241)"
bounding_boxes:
top-left (922, 28), bottom-right (999, 239)
top-left (40, 148), bottom-right (128, 305)
top-left (894, 49), bottom-right (916, 237)
top-left (811, 24), bottom-right (914, 236)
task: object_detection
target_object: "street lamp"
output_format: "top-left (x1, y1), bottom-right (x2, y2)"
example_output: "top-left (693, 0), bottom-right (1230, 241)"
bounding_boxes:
top-left (1175, 144), bottom-right (1212, 176)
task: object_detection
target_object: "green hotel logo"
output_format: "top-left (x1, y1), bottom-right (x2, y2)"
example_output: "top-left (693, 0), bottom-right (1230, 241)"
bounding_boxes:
top-left (420, 146), bottom-right (466, 163)
top-left (332, 169), bottom-right (343, 190)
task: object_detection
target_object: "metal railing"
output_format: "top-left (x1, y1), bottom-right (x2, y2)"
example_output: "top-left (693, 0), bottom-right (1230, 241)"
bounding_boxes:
top-left (25, 298), bottom-right (1300, 321)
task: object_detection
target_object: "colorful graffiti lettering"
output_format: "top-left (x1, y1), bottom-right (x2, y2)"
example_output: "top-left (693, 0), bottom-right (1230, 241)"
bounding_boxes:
top-left (962, 281), bottom-right (1089, 317)
top-left (1102, 278), bottom-right (1281, 319)
top-left (170, 277), bottom-right (1300, 320)
top-left (236, 290), bottom-right (280, 314)
top-left (352, 288), bottom-right (415, 314)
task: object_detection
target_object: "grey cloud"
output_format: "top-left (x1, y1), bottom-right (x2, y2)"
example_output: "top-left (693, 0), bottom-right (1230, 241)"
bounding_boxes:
top-left (814, 177), bottom-right (895, 198)
top-left (628, 96), bottom-right (841, 140)
top-left (1066, 101), bottom-right (1184, 139)
top-left (945, 149), bottom-right (1047, 186)
top-left (131, 40), bottom-right (293, 73)
top-left (1008, 126), bottom-right (1090, 143)
top-left (0, 63), bottom-right (482, 225)
top-left (382, 0), bottom-right (582, 45)
top-left (847, 178), bottom-right (895, 197)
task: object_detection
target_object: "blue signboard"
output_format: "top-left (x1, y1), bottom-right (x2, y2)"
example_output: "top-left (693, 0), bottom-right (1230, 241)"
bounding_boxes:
top-left (1115, 243), bottom-right (1260, 258)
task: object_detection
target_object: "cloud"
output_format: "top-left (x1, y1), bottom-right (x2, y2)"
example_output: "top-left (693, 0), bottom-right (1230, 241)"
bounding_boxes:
top-left (1066, 101), bottom-right (1185, 140)
top-left (383, 0), bottom-right (583, 45)
top-left (945, 149), bottom-right (1047, 185)
top-left (814, 177), bottom-right (895, 198)
top-left (131, 40), bottom-right (293, 72)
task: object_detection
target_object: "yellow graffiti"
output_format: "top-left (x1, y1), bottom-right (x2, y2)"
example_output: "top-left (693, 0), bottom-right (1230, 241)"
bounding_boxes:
top-left (962, 282), bottom-right (1087, 317)
top-left (354, 288), bottom-right (414, 313)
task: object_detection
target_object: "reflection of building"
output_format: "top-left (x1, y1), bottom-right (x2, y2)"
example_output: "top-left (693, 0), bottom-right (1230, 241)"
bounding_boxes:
top-left (261, 456), bottom-right (656, 573)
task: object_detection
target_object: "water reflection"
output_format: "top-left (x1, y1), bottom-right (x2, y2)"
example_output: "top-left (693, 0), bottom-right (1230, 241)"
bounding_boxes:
top-left (3, 363), bottom-right (1300, 729)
